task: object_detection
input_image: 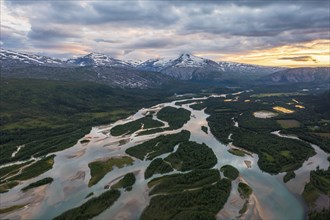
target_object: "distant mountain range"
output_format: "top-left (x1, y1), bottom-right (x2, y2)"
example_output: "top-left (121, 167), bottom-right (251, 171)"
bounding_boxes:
top-left (137, 53), bottom-right (284, 80)
top-left (1, 48), bottom-right (329, 88)
top-left (266, 67), bottom-right (330, 83)
top-left (0, 48), bottom-right (64, 67)
top-left (66, 53), bottom-right (134, 68)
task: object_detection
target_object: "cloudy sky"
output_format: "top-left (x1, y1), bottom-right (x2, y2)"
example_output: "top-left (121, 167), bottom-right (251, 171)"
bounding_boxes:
top-left (1, 0), bottom-right (329, 67)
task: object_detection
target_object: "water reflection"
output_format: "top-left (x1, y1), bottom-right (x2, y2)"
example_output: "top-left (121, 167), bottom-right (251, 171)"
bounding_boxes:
top-left (1, 91), bottom-right (328, 220)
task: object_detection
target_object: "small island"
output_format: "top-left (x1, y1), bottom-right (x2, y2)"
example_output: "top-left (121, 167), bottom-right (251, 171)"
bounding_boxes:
top-left (201, 126), bottom-right (208, 134)
top-left (111, 172), bottom-right (136, 191)
top-left (54, 189), bottom-right (120, 220)
top-left (220, 165), bottom-right (239, 180)
top-left (21, 177), bottom-right (53, 192)
top-left (145, 158), bottom-right (173, 179)
top-left (88, 156), bottom-right (134, 187)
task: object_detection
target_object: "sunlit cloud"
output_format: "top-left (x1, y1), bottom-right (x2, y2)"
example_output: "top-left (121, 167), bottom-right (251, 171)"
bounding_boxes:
top-left (278, 56), bottom-right (318, 63)
top-left (1, 0), bottom-right (329, 66)
top-left (217, 40), bottom-right (330, 67)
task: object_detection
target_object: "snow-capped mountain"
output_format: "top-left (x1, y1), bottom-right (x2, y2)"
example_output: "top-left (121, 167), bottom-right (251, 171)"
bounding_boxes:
top-left (0, 48), bottom-right (64, 67)
top-left (137, 53), bottom-right (284, 80)
top-left (2, 48), bottom-right (328, 87)
top-left (0, 49), bottom-right (142, 69)
top-left (137, 53), bottom-right (222, 80)
top-left (66, 53), bottom-right (133, 68)
top-left (1, 48), bottom-right (284, 79)
top-left (0, 49), bottom-right (170, 89)
top-left (218, 61), bottom-right (286, 75)
top-left (126, 59), bottom-right (143, 67)
top-left (266, 67), bottom-right (330, 83)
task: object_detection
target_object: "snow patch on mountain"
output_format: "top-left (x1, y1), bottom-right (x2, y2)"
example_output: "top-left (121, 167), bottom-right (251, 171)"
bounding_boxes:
top-left (218, 61), bottom-right (285, 75)
top-left (1, 48), bottom-right (286, 82)
top-left (66, 53), bottom-right (133, 68)
top-left (0, 48), bottom-right (63, 66)
top-left (137, 53), bottom-right (285, 80)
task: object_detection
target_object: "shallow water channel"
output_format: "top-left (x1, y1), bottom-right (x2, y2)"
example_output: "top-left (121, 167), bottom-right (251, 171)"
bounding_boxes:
top-left (1, 92), bottom-right (329, 220)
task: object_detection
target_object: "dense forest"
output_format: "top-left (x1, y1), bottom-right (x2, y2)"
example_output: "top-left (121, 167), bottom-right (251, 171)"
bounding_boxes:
top-left (54, 189), bottom-right (120, 220)
top-left (203, 89), bottom-right (329, 174)
top-left (125, 130), bottom-right (190, 160)
top-left (0, 78), bottom-right (207, 165)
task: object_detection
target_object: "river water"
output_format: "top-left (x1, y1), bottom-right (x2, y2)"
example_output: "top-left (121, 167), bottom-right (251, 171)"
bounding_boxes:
top-left (1, 92), bottom-right (329, 220)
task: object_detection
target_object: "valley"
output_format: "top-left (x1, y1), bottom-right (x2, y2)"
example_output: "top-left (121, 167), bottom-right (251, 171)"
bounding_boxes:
top-left (2, 49), bottom-right (329, 89)
top-left (1, 1), bottom-right (329, 219)
top-left (0, 80), bottom-right (329, 219)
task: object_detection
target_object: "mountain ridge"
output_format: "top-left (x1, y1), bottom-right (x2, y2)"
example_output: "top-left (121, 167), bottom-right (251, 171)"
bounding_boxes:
top-left (66, 53), bottom-right (134, 68)
top-left (266, 67), bottom-right (330, 83)
top-left (1, 48), bottom-right (284, 73)
top-left (1, 48), bottom-right (328, 87)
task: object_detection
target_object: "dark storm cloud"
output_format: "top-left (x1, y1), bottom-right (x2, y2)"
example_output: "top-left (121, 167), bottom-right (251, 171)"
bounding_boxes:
top-left (28, 26), bottom-right (79, 41)
top-left (11, 0), bottom-right (179, 28)
top-left (0, 26), bottom-right (27, 49)
top-left (94, 39), bottom-right (119, 44)
top-left (2, 0), bottom-right (329, 58)
top-left (127, 38), bottom-right (182, 49)
top-left (179, 3), bottom-right (329, 37)
top-left (279, 56), bottom-right (319, 63)
top-left (5, 0), bottom-right (329, 33)
top-left (88, 1), bottom-right (179, 27)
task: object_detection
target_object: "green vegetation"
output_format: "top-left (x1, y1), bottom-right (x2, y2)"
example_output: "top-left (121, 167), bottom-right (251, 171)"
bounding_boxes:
top-left (145, 158), bottom-right (173, 179)
top-left (228, 148), bottom-right (246, 157)
top-left (80, 139), bottom-right (90, 144)
top-left (283, 171), bottom-right (296, 183)
top-left (201, 126), bottom-right (208, 134)
top-left (308, 208), bottom-right (330, 220)
top-left (238, 182), bottom-right (252, 199)
top-left (205, 88), bottom-right (330, 175)
top-left (9, 155), bottom-right (55, 181)
top-left (0, 161), bottom-right (33, 181)
top-left (0, 78), bottom-right (180, 165)
top-left (84, 192), bottom-right (94, 199)
top-left (190, 103), bottom-right (205, 110)
top-left (137, 127), bottom-right (165, 136)
top-left (0, 204), bottom-right (26, 214)
top-left (0, 181), bottom-right (19, 193)
top-left (148, 169), bottom-right (221, 195)
top-left (303, 167), bottom-right (330, 206)
top-left (141, 177), bottom-right (231, 220)
top-left (277, 119), bottom-right (300, 129)
top-left (232, 130), bottom-right (314, 174)
top-left (165, 141), bottom-right (217, 171)
top-left (239, 113), bottom-right (281, 132)
top-left (157, 106), bottom-right (191, 129)
top-left (111, 172), bottom-right (136, 191)
top-left (54, 189), bottom-right (120, 220)
top-left (311, 132), bottom-right (330, 139)
top-left (21, 177), bottom-right (53, 192)
top-left (239, 200), bottom-right (248, 215)
top-left (283, 131), bottom-right (330, 153)
top-left (280, 150), bottom-right (292, 158)
top-left (206, 108), bottom-right (238, 146)
top-left (251, 92), bottom-right (305, 98)
top-left (278, 91), bottom-right (330, 153)
top-left (303, 167), bottom-right (330, 219)
top-left (125, 130), bottom-right (190, 160)
top-left (110, 116), bottom-right (164, 136)
top-left (1, 126), bottom-right (89, 166)
top-left (220, 165), bottom-right (239, 180)
top-left (201, 93), bottom-right (316, 174)
top-left (175, 100), bottom-right (199, 106)
top-left (88, 156), bottom-right (134, 187)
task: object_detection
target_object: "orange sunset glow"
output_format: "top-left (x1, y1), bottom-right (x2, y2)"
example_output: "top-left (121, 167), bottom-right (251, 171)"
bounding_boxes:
top-left (223, 40), bottom-right (330, 67)
top-left (198, 40), bottom-right (330, 67)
